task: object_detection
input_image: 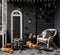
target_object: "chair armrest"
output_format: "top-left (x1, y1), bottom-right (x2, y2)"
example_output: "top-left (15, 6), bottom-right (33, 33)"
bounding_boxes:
top-left (48, 36), bottom-right (53, 42)
top-left (48, 37), bottom-right (51, 41)
top-left (37, 35), bottom-right (42, 38)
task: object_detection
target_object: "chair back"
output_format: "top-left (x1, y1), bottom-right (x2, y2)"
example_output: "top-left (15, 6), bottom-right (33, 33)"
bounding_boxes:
top-left (41, 28), bottom-right (57, 38)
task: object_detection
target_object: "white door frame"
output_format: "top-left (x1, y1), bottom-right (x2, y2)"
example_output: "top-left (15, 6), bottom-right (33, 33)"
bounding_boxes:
top-left (11, 10), bottom-right (22, 43)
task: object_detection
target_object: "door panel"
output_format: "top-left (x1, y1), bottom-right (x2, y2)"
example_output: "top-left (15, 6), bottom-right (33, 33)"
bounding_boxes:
top-left (13, 16), bottom-right (20, 38)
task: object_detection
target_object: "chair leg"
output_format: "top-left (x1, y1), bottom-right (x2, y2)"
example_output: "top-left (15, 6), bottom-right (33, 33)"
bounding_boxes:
top-left (52, 42), bottom-right (57, 49)
top-left (47, 40), bottom-right (50, 49)
top-left (37, 40), bottom-right (38, 45)
top-left (2, 34), bottom-right (4, 47)
top-left (47, 44), bottom-right (48, 49)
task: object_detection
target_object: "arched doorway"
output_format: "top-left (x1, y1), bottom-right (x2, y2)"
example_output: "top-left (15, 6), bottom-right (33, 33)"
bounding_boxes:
top-left (11, 10), bottom-right (22, 42)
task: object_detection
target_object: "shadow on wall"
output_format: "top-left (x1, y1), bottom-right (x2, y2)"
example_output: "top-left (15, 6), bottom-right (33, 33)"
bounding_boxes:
top-left (53, 31), bottom-right (59, 47)
top-left (7, 31), bottom-right (11, 43)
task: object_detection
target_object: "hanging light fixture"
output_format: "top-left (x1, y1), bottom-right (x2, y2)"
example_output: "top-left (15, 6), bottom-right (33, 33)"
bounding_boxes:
top-left (17, 0), bottom-right (19, 2)
top-left (20, 0), bottom-right (22, 2)
top-left (33, 0), bottom-right (35, 2)
top-left (23, 0), bottom-right (25, 2)
top-left (8, 0), bottom-right (10, 2)
top-left (48, 3), bottom-right (51, 8)
top-left (26, 0), bottom-right (29, 2)
top-left (11, 0), bottom-right (14, 2)
top-left (44, 3), bottom-right (47, 8)
top-left (40, 0), bottom-right (42, 2)
top-left (37, 0), bottom-right (38, 2)
top-left (53, 0), bottom-right (55, 2)
top-left (40, 8), bottom-right (42, 11)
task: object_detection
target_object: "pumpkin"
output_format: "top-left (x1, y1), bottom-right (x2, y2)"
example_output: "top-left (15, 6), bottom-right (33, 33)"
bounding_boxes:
top-left (29, 43), bottom-right (33, 48)
top-left (18, 50), bottom-right (22, 53)
top-left (5, 48), bottom-right (10, 52)
top-left (26, 41), bottom-right (31, 47)
top-left (49, 47), bottom-right (54, 51)
top-left (5, 43), bottom-right (11, 48)
top-left (32, 44), bottom-right (38, 49)
top-left (9, 49), bottom-right (14, 53)
top-left (28, 33), bottom-right (33, 39)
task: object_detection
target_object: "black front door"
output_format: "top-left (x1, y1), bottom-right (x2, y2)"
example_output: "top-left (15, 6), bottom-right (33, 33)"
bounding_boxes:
top-left (13, 16), bottom-right (20, 38)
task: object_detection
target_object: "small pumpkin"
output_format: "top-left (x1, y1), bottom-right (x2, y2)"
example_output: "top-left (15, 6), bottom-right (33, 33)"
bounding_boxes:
top-left (28, 33), bottom-right (33, 39)
top-left (32, 44), bottom-right (38, 49)
top-left (26, 41), bottom-right (31, 47)
top-left (5, 48), bottom-right (10, 52)
top-left (29, 43), bottom-right (33, 48)
top-left (9, 49), bottom-right (14, 53)
top-left (5, 43), bottom-right (11, 48)
top-left (49, 47), bottom-right (54, 51)
top-left (18, 50), bottom-right (22, 53)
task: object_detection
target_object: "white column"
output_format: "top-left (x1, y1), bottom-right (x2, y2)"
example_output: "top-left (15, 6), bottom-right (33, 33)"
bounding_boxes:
top-left (2, 0), bottom-right (4, 47)
top-left (2, 0), bottom-right (7, 47)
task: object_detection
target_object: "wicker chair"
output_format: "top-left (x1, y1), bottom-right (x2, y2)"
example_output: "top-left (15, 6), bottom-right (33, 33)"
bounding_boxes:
top-left (37, 28), bottom-right (57, 49)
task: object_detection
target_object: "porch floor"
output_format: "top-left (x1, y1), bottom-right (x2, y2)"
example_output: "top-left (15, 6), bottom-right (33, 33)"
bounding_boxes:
top-left (0, 49), bottom-right (60, 55)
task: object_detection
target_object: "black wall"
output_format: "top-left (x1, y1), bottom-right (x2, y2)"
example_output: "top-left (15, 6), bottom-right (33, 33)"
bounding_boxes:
top-left (7, 2), bottom-right (55, 42)
top-left (36, 5), bottom-right (54, 34)
top-left (7, 3), bottom-right (20, 42)
top-left (0, 1), bottom-right (2, 30)
top-left (23, 4), bottom-right (36, 42)
top-left (7, 2), bottom-right (60, 47)
top-left (54, 1), bottom-right (60, 47)
top-left (7, 3), bottom-right (36, 42)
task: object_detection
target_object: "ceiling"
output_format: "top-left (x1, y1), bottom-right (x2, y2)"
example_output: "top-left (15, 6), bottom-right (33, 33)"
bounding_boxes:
top-left (8, 0), bottom-right (56, 3)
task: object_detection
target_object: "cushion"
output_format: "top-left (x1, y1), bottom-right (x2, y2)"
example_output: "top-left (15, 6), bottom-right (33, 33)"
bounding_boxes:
top-left (45, 30), bottom-right (55, 38)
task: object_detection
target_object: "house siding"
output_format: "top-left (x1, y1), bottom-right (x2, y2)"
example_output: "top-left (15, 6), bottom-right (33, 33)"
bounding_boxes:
top-left (7, 3), bottom-right (36, 42)
top-left (2, 2), bottom-right (60, 47)
top-left (54, 2), bottom-right (60, 47)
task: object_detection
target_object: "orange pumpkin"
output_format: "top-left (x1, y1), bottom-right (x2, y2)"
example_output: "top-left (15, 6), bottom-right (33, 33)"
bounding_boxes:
top-left (5, 48), bottom-right (10, 52)
top-left (28, 33), bottom-right (33, 39)
top-left (18, 50), bottom-right (22, 53)
top-left (29, 43), bottom-right (33, 48)
top-left (5, 43), bottom-right (11, 48)
top-left (26, 41), bottom-right (31, 47)
top-left (49, 47), bottom-right (54, 51)
top-left (9, 49), bottom-right (14, 53)
top-left (32, 44), bottom-right (38, 49)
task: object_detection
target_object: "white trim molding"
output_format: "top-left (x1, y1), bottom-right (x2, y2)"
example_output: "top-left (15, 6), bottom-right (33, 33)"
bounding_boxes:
top-left (11, 10), bottom-right (22, 43)
top-left (2, 0), bottom-right (7, 47)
